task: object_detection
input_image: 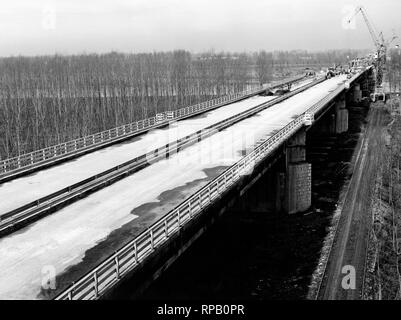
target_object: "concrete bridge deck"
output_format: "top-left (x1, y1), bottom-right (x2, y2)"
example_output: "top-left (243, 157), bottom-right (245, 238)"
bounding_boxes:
top-left (0, 78), bottom-right (316, 235)
top-left (0, 79), bottom-right (314, 219)
top-left (0, 74), bottom-right (359, 300)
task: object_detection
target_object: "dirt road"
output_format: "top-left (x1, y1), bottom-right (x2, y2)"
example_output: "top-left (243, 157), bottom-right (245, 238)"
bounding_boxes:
top-left (318, 106), bottom-right (389, 300)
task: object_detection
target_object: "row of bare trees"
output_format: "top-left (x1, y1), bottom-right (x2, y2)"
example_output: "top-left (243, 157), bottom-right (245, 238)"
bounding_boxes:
top-left (0, 49), bottom-right (361, 159)
top-left (0, 51), bottom-right (254, 159)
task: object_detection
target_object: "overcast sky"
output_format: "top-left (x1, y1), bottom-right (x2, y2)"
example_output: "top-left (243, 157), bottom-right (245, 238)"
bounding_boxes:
top-left (0, 0), bottom-right (400, 56)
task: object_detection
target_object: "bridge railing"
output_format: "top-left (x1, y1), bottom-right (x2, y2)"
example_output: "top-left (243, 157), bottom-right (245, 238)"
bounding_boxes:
top-left (0, 75), bottom-right (308, 179)
top-left (0, 90), bottom-right (251, 175)
top-left (0, 88), bottom-right (265, 177)
top-left (307, 71), bottom-right (363, 116)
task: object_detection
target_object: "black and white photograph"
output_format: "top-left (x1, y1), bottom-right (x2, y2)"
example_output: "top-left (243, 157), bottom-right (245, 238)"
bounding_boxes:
top-left (0, 0), bottom-right (400, 310)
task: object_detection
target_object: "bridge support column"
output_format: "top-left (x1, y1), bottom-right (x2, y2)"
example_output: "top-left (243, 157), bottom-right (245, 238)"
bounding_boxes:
top-left (352, 84), bottom-right (363, 104)
top-left (335, 95), bottom-right (348, 134)
top-left (283, 129), bottom-right (312, 214)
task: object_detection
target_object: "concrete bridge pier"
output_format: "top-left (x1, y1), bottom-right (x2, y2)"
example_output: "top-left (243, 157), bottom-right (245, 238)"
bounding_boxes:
top-left (335, 95), bottom-right (349, 134)
top-left (282, 128), bottom-right (312, 214)
top-left (233, 129), bottom-right (312, 215)
top-left (236, 128), bottom-right (313, 215)
top-left (316, 96), bottom-right (349, 136)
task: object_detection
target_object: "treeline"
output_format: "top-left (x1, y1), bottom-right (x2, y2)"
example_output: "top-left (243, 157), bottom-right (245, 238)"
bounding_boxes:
top-left (0, 51), bottom-right (259, 159)
top-left (0, 49), bottom-right (362, 159)
top-left (270, 49), bottom-right (364, 66)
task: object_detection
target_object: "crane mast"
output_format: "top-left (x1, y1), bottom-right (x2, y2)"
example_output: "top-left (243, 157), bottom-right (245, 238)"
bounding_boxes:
top-left (348, 6), bottom-right (385, 86)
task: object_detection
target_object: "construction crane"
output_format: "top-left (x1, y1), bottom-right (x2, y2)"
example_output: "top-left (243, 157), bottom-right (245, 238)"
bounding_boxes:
top-left (348, 6), bottom-right (381, 51)
top-left (380, 31), bottom-right (398, 64)
top-left (348, 6), bottom-right (392, 101)
top-left (379, 30), bottom-right (398, 48)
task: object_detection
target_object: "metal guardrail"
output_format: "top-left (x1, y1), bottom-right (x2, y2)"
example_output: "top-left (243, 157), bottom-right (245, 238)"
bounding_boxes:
top-left (308, 70), bottom-right (365, 116)
top-left (0, 90), bottom-right (253, 177)
top-left (0, 77), bottom-right (321, 236)
top-left (0, 75), bottom-right (307, 181)
top-left (54, 72), bottom-right (364, 301)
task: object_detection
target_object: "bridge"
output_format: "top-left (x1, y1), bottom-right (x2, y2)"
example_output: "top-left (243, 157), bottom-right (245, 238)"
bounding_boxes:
top-left (0, 65), bottom-right (375, 300)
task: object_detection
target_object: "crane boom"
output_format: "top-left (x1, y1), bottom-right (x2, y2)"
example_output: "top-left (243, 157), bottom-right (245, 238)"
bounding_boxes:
top-left (386, 32), bottom-right (398, 46)
top-left (348, 6), bottom-right (381, 50)
top-left (347, 5), bottom-right (397, 93)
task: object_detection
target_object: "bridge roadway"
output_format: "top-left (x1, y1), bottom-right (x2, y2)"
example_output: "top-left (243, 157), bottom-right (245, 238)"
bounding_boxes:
top-left (0, 80), bottom-right (315, 220)
top-left (0, 79), bottom-right (315, 234)
top-left (0, 75), bottom-right (347, 299)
